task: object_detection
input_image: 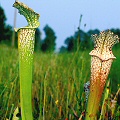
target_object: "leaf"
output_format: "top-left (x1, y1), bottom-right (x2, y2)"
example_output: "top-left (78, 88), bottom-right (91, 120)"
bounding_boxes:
top-left (13, 1), bottom-right (40, 29)
top-left (90, 30), bottom-right (119, 60)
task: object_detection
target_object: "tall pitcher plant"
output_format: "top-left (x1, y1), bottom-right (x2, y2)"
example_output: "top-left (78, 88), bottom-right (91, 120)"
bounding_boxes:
top-left (85, 31), bottom-right (119, 120)
top-left (13, 1), bottom-right (40, 120)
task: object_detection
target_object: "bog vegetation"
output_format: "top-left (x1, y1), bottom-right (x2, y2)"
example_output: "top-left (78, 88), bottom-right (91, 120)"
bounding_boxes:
top-left (0, 44), bottom-right (120, 119)
top-left (0, 3), bottom-right (120, 120)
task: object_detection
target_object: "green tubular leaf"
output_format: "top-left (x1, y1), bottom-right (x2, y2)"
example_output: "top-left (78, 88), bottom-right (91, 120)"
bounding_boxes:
top-left (13, 1), bottom-right (40, 120)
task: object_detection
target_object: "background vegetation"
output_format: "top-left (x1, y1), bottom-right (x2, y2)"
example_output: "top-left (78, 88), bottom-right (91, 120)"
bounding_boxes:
top-left (0, 4), bottom-right (119, 120)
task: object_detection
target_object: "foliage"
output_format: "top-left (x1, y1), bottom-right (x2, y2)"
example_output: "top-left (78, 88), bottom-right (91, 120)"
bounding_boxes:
top-left (35, 28), bottom-right (41, 51)
top-left (0, 45), bottom-right (119, 119)
top-left (64, 36), bottom-right (76, 51)
top-left (41, 25), bottom-right (56, 52)
top-left (0, 6), bottom-right (13, 43)
top-left (63, 29), bottom-right (100, 52)
top-left (59, 46), bottom-right (67, 53)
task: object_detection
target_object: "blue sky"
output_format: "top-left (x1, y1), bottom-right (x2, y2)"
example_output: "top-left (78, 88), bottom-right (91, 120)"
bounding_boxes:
top-left (1, 0), bottom-right (120, 49)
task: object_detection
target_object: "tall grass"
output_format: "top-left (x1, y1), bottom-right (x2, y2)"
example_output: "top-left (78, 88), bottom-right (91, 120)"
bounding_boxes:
top-left (0, 44), bottom-right (119, 119)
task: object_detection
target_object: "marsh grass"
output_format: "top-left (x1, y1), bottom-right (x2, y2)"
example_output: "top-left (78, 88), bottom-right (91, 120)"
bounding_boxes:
top-left (0, 45), bottom-right (19, 119)
top-left (0, 44), bottom-right (119, 119)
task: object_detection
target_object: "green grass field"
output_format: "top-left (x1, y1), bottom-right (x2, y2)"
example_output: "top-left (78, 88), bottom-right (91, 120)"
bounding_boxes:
top-left (0, 44), bottom-right (119, 120)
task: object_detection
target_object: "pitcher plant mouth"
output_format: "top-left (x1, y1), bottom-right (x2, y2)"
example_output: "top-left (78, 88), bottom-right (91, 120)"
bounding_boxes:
top-left (13, 1), bottom-right (40, 120)
top-left (85, 30), bottom-right (119, 120)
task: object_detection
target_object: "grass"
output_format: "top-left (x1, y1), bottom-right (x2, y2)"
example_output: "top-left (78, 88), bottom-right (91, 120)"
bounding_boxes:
top-left (0, 44), bottom-right (119, 120)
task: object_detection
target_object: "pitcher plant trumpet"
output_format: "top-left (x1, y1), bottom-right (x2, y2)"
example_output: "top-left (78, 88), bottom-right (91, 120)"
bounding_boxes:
top-left (13, 1), bottom-right (40, 120)
top-left (85, 30), bottom-right (119, 120)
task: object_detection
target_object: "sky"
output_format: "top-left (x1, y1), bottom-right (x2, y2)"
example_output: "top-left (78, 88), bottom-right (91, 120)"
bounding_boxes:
top-left (0, 0), bottom-right (120, 49)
